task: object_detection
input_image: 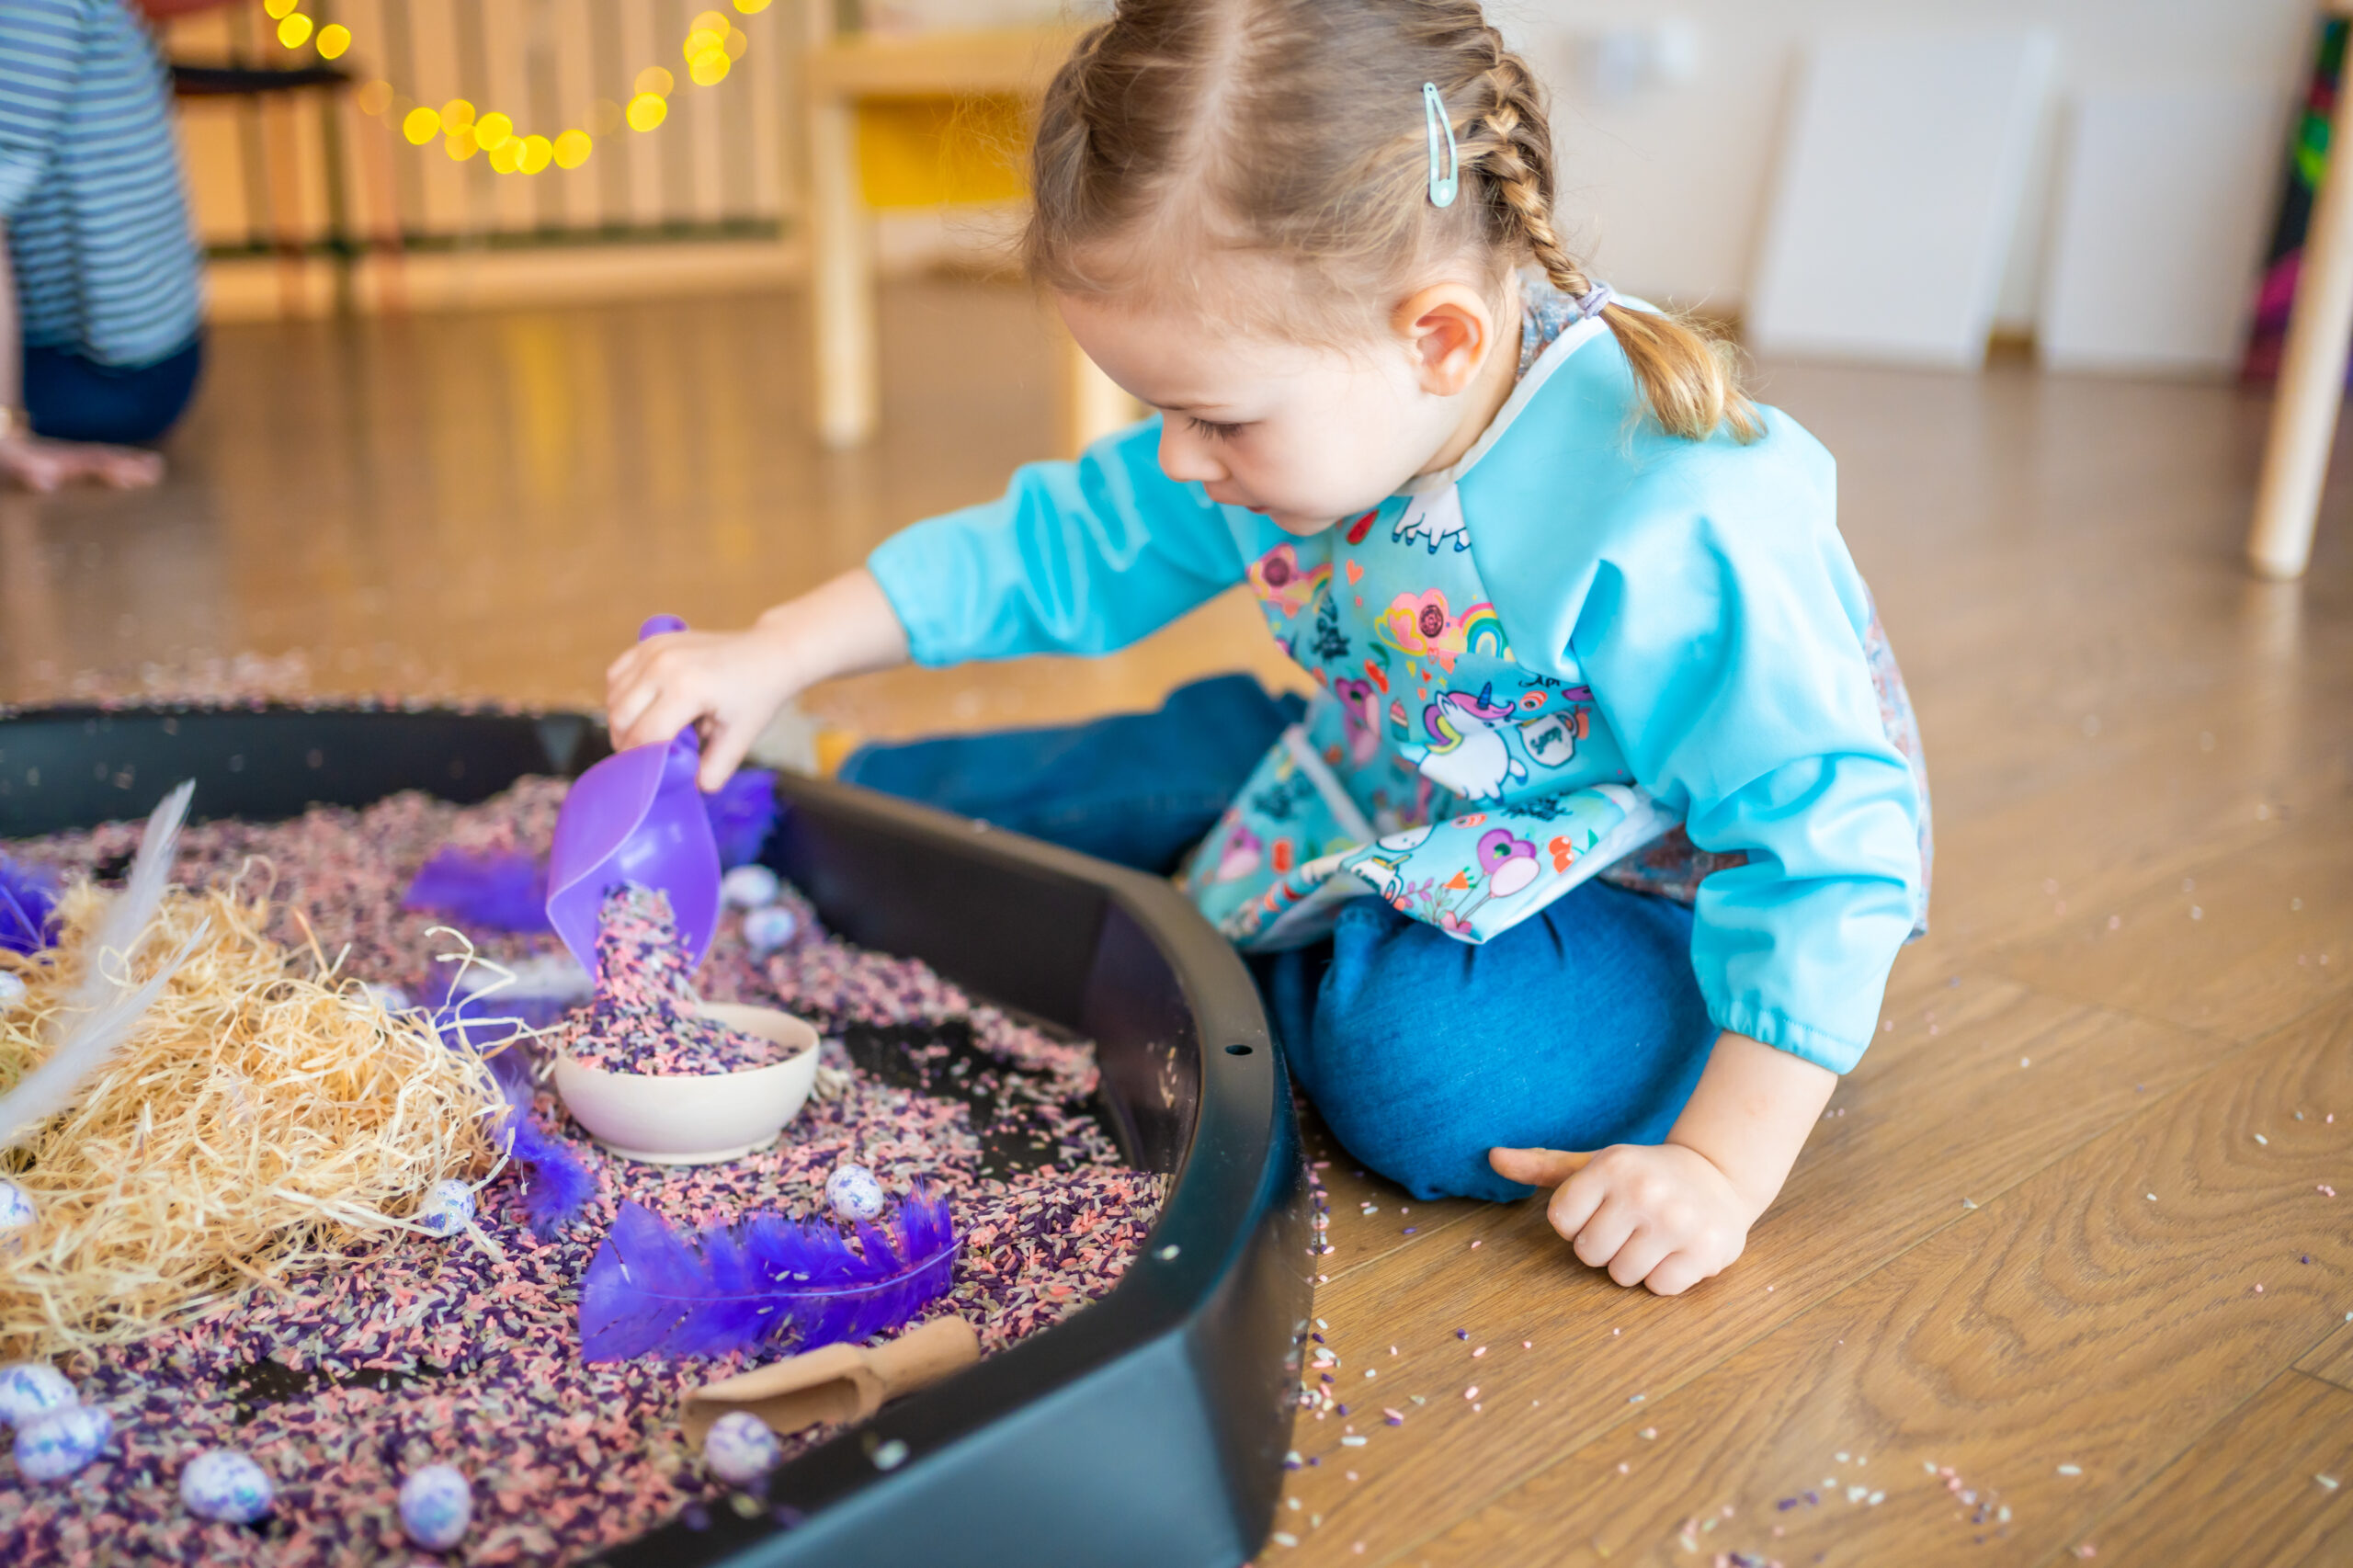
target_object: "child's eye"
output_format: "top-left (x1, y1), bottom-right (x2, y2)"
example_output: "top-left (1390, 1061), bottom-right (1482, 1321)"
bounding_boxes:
top-left (1188, 415), bottom-right (1245, 442)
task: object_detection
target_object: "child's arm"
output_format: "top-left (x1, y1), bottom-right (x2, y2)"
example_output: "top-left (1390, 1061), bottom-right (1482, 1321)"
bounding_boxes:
top-left (1489, 1029), bottom-right (1835, 1296)
top-left (608, 419), bottom-right (1269, 788)
top-left (607, 568), bottom-right (908, 790)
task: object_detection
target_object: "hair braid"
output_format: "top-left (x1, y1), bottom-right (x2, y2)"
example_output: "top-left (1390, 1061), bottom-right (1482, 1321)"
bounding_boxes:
top-left (1466, 51), bottom-right (1588, 296)
top-left (1466, 40), bottom-right (1759, 443)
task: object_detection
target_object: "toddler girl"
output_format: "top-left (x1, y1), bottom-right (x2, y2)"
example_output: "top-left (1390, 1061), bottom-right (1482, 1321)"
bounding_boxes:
top-left (606, 0), bottom-right (1929, 1297)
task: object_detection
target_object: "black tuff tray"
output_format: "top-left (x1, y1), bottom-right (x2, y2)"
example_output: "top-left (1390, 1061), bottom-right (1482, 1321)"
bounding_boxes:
top-left (0, 706), bottom-right (1307, 1567)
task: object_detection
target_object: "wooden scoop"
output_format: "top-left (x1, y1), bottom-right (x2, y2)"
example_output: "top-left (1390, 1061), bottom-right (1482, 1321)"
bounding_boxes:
top-left (680, 1316), bottom-right (980, 1444)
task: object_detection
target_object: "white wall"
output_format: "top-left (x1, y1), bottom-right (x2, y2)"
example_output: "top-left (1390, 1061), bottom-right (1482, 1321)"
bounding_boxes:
top-left (1490, 0), bottom-right (2317, 329)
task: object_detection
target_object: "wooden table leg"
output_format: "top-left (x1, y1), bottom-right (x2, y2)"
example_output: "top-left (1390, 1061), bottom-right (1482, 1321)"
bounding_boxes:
top-left (1055, 332), bottom-right (1142, 459)
top-left (2248, 23), bottom-right (2353, 579)
top-left (808, 90), bottom-right (878, 449)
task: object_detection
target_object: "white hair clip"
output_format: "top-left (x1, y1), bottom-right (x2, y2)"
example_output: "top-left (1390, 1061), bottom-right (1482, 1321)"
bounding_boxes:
top-left (1423, 83), bottom-right (1459, 209)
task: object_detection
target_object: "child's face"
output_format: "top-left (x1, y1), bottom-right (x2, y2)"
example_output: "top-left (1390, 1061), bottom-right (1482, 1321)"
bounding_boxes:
top-left (1056, 267), bottom-right (1509, 536)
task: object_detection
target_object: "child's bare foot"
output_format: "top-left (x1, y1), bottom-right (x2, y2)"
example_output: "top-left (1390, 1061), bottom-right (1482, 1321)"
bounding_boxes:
top-left (0, 434), bottom-right (164, 492)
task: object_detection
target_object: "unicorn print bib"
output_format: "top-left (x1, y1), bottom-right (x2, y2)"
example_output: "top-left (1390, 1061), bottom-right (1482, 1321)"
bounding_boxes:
top-left (1182, 464), bottom-right (1674, 949)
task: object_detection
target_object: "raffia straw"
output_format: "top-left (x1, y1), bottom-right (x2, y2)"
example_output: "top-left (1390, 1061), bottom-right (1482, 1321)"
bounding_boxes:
top-left (0, 882), bottom-right (503, 1358)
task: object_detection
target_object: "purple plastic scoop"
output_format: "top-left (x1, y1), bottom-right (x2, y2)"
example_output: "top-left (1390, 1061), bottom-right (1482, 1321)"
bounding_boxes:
top-left (547, 614), bottom-right (722, 982)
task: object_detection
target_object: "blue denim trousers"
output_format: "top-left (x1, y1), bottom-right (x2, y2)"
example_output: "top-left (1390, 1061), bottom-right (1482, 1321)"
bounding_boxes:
top-left (840, 675), bottom-right (1717, 1201)
top-left (25, 335), bottom-right (204, 445)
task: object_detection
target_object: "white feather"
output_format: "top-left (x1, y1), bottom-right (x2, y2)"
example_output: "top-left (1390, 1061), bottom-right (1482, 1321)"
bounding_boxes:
top-left (0, 925), bottom-right (203, 1148)
top-left (0, 780), bottom-right (199, 1148)
top-left (67, 779), bottom-right (193, 1015)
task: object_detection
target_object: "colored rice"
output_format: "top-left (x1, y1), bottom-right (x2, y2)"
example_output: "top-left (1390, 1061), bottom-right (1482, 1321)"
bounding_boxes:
top-left (0, 778), bottom-right (1157, 1565)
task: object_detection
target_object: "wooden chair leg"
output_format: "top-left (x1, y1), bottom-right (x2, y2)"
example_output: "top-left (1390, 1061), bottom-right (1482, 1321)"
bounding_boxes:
top-left (808, 92), bottom-right (878, 449)
top-left (2248, 31), bottom-right (2353, 579)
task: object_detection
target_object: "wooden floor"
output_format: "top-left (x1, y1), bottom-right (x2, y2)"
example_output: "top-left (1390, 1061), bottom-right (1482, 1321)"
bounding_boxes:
top-left (6, 280), bottom-right (2353, 1566)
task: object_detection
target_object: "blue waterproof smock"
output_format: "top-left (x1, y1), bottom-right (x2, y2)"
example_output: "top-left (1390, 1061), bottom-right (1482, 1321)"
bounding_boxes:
top-left (869, 290), bottom-right (1929, 1074)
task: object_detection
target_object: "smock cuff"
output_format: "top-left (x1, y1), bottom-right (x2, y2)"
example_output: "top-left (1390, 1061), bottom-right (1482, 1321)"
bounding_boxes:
top-left (1708, 996), bottom-right (1868, 1076)
top-left (867, 529), bottom-right (962, 668)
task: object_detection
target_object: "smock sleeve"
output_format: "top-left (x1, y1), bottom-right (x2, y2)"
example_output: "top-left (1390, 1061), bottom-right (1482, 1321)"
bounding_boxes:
top-left (1470, 363), bottom-right (1923, 1074)
top-left (0, 1), bottom-right (79, 216)
top-left (868, 416), bottom-right (1261, 666)
top-left (1573, 462), bottom-right (1920, 1072)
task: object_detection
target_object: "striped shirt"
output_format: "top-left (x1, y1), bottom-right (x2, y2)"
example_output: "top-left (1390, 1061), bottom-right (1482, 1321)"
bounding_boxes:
top-left (0, 0), bottom-right (200, 369)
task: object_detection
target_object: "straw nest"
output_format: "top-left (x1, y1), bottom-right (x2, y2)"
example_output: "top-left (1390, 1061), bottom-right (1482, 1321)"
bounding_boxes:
top-left (0, 881), bottom-right (503, 1358)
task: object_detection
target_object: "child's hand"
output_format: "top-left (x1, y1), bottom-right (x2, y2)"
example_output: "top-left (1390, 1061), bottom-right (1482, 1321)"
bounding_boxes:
top-left (1486, 1142), bottom-right (1756, 1297)
top-left (1491, 1030), bottom-right (1836, 1297)
top-left (602, 568), bottom-right (913, 790)
top-left (607, 623), bottom-right (805, 790)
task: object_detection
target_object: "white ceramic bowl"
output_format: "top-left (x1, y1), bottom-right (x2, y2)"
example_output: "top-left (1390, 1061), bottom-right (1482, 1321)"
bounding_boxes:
top-left (552, 1002), bottom-right (821, 1165)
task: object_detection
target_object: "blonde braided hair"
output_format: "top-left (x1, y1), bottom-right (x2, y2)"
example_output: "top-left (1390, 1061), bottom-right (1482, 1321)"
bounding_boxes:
top-left (1027, 0), bottom-right (1759, 445)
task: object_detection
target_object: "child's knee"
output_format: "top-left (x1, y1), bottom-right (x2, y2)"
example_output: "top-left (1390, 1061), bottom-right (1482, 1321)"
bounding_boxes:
top-left (1303, 905), bottom-right (1540, 1201)
top-left (1309, 1074), bottom-right (1533, 1203)
top-left (1295, 888), bottom-right (1714, 1201)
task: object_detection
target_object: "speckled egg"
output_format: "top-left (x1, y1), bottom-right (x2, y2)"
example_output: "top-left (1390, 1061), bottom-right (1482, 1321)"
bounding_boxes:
top-left (363, 982), bottom-right (412, 1015)
top-left (15, 1403), bottom-right (110, 1481)
top-left (415, 1179), bottom-right (475, 1238)
top-left (0, 1362), bottom-right (74, 1427)
top-left (180, 1448), bottom-right (274, 1523)
top-left (0, 971), bottom-right (26, 1010)
top-left (824, 1164), bottom-right (886, 1222)
top-left (0, 1179), bottom-right (35, 1239)
top-left (742, 903), bottom-right (798, 954)
top-left (703, 1411), bottom-right (781, 1486)
top-left (398, 1462), bottom-right (472, 1551)
top-left (720, 864), bottom-right (781, 910)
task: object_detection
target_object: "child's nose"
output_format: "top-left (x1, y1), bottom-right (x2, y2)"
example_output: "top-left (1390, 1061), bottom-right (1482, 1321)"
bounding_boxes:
top-left (1157, 426), bottom-right (1226, 485)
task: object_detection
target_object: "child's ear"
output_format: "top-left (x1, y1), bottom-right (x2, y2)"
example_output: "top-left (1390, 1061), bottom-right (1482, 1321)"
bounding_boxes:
top-left (1394, 283), bottom-right (1500, 398)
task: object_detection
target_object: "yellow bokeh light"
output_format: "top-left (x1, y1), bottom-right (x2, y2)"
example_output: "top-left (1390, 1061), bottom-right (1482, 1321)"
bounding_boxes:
top-left (237, 10), bottom-right (741, 165)
top-left (733, 0), bottom-right (773, 13)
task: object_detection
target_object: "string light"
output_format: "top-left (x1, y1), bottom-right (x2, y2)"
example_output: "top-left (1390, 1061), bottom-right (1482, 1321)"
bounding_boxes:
top-left (271, 0), bottom-right (771, 173)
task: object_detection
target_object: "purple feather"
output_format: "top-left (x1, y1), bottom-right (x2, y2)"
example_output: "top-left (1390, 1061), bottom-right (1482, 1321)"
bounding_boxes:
top-left (0, 858), bottom-right (59, 955)
top-left (704, 770), bottom-right (782, 869)
top-left (402, 848), bottom-right (553, 933)
top-left (579, 1193), bottom-right (955, 1362)
top-left (484, 1048), bottom-right (597, 1241)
